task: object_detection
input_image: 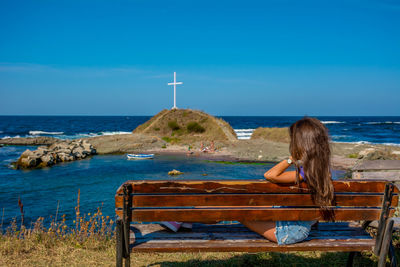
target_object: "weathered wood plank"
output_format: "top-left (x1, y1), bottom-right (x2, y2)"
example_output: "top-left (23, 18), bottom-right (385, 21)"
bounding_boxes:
top-left (116, 208), bottom-right (389, 222)
top-left (130, 239), bottom-right (374, 253)
top-left (352, 160), bottom-right (400, 171)
top-left (128, 222), bottom-right (371, 236)
top-left (115, 194), bottom-right (398, 208)
top-left (130, 229), bottom-right (370, 241)
top-left (116, 180), bottom-right (398, 195)
top-left (128, 223), bottom-right (374, 252)
top-left (352, 171), bottom-right (400, 181)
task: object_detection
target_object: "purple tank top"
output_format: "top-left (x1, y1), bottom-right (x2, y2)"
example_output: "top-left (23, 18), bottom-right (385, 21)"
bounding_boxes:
top-left (299, 166), bottom-right (306, 181)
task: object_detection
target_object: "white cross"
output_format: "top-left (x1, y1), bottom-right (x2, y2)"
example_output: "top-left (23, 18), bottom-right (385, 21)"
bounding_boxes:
top-left (167, 72), bottom-right (183, 109)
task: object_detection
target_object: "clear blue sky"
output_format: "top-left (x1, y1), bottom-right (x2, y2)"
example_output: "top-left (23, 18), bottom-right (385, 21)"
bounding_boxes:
top-left (0, 0), bottom-right (399, 116)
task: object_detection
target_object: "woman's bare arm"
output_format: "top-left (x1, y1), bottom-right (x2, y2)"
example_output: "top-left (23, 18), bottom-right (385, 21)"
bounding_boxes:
top-left (264, 157), bottom-right (303, 183)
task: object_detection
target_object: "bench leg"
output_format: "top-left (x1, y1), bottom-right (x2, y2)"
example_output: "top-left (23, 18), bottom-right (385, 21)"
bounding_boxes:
top-left (124, 254), bottom-right (130, 267)
top-left (346, 252), bottom-right (360, 267)
top-left (116, 219), bottom-right (124, 267)
top-left (378, 218), bottom-right (394, 267)
top-left (123, 221), bottom-right (130, 267)
top-left (389, 242), bottom-right (397, 267)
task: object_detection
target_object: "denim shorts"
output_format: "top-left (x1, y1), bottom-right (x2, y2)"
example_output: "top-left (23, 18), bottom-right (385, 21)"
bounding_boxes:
top-left (275, 221), bottom-right (314, 245)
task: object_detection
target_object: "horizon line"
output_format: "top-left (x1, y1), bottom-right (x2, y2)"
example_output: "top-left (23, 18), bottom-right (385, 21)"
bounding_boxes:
top-left (0, 114), bottom-right (400, 117)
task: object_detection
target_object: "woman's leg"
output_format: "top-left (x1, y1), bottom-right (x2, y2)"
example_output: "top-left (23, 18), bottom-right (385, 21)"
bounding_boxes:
top-left (241, 221), bottom-right (278, 243)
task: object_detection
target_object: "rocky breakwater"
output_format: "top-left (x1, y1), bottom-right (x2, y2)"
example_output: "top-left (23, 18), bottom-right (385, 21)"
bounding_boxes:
top-left (16, 140), bottom-right (96, 169)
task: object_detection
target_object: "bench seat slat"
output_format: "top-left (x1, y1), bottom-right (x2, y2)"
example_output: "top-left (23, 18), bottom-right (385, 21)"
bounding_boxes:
top-left (129, 224), bottom-right (374, 253)
top-left (116, 208), bottom-right (389, 222)
top-left (117, 180), bottom-right (398, 194)
top-left (115, 194), bottom-right (398, 208)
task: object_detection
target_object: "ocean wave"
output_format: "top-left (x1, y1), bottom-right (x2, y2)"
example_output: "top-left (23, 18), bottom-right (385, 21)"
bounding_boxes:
top-left (99, 131), bottom-right (131, 136)
top-left (365, 121), bottom-right (400, 125)
top-left (234, 129), bottom-right (254, 140)
top-left (234, 129), bottom-right (255, 132)
top-left (57, 131), bottom-right (132, 139)
top-left (236, 132), bottom-right (253, 137)
top-left (29, 131), bottom-right (64, 135)
top-left (1, 131), bottom-right (132, 140)
top-left (1, 135), bottom-right (21, 139)
top-left (321, 121), bottom-right (344, 124)
top-left (382, 143), bottom-right (400, 147)
top-left (331, 140), bottom-right (372, 145)
top-left (332, 140), bottom-right (400, 146)
top-left (331, 135), bottom-right (350, 139)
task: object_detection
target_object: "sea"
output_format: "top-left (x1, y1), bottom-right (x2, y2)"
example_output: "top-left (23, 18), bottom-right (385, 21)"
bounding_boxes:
top-left (0, 116), bottom-right (399, 229)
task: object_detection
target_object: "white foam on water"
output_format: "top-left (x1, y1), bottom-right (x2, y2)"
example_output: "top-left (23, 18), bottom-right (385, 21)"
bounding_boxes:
top-left (234, 129), bottom-right (254, 132)
top-left (58, 131), bottom-right (132, 140)
top-left (99, 131), bottom-right (131, 136)
top-left (29, 131), bottom-right (64, 135)
top-left (234, 129), bottom-right (254, 140)
top-left (365, 121), bottom-right (400, 125)
top-left (1, 135), bottom-right (21, 139)
top-left (321, 121), bottom-right (344, 124)
top-left (331, 140), bottom-right (372, 145)
top-left (331, 135), bottom-right (350, 140)
top-left (383, 143), bottom-right (400, 147)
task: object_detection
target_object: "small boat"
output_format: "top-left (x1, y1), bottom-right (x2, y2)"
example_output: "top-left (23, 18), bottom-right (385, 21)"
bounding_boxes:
top-left (127, 153), bottom-right (154, 160)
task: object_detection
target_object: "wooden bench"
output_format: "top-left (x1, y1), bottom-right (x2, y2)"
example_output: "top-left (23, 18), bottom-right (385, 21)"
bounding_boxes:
top-left (115, 180), bottom-right (399, 267)
top-left (352, 160), bottom-right (400, 181)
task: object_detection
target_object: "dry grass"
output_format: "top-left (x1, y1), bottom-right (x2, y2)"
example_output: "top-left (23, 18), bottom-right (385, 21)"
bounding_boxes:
top-left (251, 127), bottom-right (290, 143)
top-left (1, 191), bottom-right (399, 266)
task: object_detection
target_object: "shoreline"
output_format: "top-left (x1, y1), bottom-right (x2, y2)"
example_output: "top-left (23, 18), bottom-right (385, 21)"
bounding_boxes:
top-left (2, 134), bottom-right (400, 170)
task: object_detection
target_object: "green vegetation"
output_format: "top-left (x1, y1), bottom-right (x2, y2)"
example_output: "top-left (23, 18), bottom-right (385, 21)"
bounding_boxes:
top-left (168, 120), bottom-right (180, 131)
top-left (187, 121), bottom-right (205, 133)
top-left (154, 127), bottom-right (160, 131)
top-left (348, 153), bottom-right (359, 158)
top-left (162, 136), bottom-right (180, 144)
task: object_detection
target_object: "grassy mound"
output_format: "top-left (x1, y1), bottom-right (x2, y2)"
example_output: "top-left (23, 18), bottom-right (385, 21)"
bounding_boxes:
top-left (251, 127), bottom-right (290, 143)
top-left (132, 109), bottom-right (237, 143)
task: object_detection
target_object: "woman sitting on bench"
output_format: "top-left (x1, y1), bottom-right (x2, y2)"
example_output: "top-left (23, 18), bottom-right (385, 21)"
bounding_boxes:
top-left (161, 117), bottom-right (335, 245)
top-left (242, 117), bottom-right (335, 245)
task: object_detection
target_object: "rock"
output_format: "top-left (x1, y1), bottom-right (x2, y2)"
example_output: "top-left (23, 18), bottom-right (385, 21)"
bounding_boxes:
top-left (40, 154), bottom-right (54, 166)
top-left (358, 148), bottom-right (375, 159)
top-left (57, 148), bottom-right (72, 154)
top-left (33, 149), bottom-right (46, 158)
top-left (15, 139), bottom-right (96, 169)
top-left (72, 147), bottom-right (84, 159)
top-left (17, 156), bottom-right (39, 168)
top-left (58, 152), bottom-right (74, 162)
top-left (168, 169), bottom-right (184, 176)
top-left (21, 149), bottom-right (35, 158)
top-left (356, 147), bottom-right (399, 160)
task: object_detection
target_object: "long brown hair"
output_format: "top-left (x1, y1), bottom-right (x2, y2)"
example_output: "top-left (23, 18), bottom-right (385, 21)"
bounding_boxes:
top-left (289, 117), bottom-right (335, 219)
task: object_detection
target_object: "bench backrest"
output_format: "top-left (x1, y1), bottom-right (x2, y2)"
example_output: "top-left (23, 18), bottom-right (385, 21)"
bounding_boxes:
top-left (352, 160), bottom-right (400, 181)
top-left (115, 180), bottom-right (398, 222)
